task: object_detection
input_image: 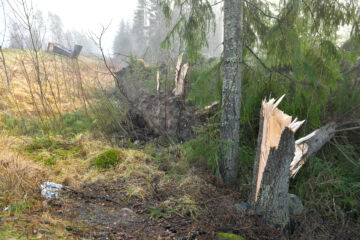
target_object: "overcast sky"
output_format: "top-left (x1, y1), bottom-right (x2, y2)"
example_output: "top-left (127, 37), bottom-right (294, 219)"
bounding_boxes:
top-left (0, 0), bottom-right (137, 53)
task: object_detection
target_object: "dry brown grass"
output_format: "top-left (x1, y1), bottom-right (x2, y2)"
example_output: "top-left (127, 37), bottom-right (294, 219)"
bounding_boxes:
top-left (0, 49), bottom-right (113, 118)
top-left (0, 134), bottom-right (47, 199)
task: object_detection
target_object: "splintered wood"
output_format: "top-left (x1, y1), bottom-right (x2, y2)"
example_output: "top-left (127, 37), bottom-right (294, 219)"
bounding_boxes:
top-left (290, 130), bottom-right (317, 177)
top-left (156, 70), bottom-right (160, 93)
top-left (173, 53), bottom-right (189, 97)
top-left (255, 95), bottom-right (304, 202)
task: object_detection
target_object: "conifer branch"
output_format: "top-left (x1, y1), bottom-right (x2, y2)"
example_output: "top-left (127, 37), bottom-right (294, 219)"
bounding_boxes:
top-left (243, 0), bottom-right (280, 21)
top-left (245, 44), bottom-right (293, 82)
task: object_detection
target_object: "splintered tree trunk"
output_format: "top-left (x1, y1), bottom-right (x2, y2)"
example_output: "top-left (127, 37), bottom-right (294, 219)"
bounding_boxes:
top-left (220, 0), bottom-right (243, 185)
top-left (249, 96), bottom-right (304, 230)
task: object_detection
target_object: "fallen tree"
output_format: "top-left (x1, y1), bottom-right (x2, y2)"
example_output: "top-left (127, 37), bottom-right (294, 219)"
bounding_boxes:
top-left (113, 54), bottom-right (206, 141)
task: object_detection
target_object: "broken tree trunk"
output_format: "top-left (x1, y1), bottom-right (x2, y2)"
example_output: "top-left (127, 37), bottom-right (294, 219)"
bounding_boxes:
top-left (290, 122), bottom-right (337, 177)
top-left (248, 96), bottom-right (304, 230)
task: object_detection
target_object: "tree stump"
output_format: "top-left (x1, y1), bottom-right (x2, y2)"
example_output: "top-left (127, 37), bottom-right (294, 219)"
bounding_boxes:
top-left (248, 96), bottom-right (304, 230)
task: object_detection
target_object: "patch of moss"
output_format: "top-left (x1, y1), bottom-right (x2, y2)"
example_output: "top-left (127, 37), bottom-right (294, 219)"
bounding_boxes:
top-left (215, 232), bottom-right (244, 240)
top-left (25, 138), bottom-right (53, 152)
top-left (24, 137), bottom-right (72, 152)
top-left (95, 149), bottom-right (123, 169)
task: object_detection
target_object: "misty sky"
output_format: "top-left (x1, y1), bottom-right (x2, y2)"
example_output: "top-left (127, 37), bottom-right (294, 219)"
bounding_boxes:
top-left (34, 0), bottom-right (137, 53)
top-left (0, 0), bottom-right (137, 53)
top-left (0, 0), bottom-right (350, 52)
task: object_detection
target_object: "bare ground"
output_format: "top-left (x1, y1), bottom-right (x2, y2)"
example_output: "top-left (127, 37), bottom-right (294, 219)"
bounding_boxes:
top-left (44, 169), bottom-right (359, 240)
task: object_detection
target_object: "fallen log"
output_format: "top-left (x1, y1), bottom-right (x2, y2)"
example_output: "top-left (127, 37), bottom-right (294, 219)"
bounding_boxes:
top-left (290, 122), bottom-right (336, 177)
top-left (290, 103), bottom-right (360, 176)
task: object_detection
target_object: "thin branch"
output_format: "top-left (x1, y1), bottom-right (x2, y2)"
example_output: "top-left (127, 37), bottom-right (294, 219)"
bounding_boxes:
top-left (330, 140), bottom-right (359, 167)
top-left (211, 0), bottom-right (223, 7)
top-left (0, 46), bottom-right (10, 87)
top-left (334, 126), bottom-right (360, 133)
top-left (113, 52), bottom-right (131, 58)
top-left (341, 61), bottom-right (360, 76)
top-left (245, 44), bottom-right (293, 81)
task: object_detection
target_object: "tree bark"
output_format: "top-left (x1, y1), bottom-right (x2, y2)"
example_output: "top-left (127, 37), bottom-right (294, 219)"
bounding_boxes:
top-left (249, 128), bottom-right (295, 230)
top-left (248, 97), bottom-right (302, 230)
top-left (220, 0), bottom-right (243, 185)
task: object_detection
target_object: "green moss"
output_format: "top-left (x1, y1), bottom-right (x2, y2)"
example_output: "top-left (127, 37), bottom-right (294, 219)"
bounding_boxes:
top-left (215, 232), bottom-right (244, 240)
top-left (94, 149), bottom-right (123, 169)
top-left (25, 138), bottom-right (53, 152)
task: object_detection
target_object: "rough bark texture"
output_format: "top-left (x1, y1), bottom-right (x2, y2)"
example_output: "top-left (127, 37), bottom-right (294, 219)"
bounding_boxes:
top-left (249, 128), bottom-right (295, 230)
top-left (220, 0), bottom-right (243, 185)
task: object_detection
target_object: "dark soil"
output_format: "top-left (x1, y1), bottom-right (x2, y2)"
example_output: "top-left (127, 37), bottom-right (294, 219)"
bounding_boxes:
top-left (44, 169), bottom-right (360, 240)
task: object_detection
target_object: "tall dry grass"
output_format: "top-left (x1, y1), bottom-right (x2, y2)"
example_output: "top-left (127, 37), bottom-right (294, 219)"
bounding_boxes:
top-left (0, 134), bottom-right (47, 199)
top-left (0, 49), bottom-right (114, 119)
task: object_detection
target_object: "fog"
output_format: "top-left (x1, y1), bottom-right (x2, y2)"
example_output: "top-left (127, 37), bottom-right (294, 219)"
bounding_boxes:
top-left (0, 0), bottom-right (137, 53)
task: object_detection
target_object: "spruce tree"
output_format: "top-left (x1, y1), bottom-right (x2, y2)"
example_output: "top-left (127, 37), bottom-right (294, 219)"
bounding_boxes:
top-left (132, 0), bottom-right (147, 57)
top-left (147, 0), bottom-right (167, 63)
top-left (220, 0), bottom-right (243, 185)
top-left (113, 19), bottom-right (132, 60)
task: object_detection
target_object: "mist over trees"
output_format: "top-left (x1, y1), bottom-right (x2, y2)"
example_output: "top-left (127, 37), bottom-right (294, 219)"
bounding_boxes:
top-left (1, 1), bottom-right (97, 56)
top-left (112, 0), bottom-right (223, 65)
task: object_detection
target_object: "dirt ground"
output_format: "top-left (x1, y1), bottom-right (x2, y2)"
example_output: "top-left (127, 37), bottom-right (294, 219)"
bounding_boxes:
top-left (43, 169), bottom-right (359, 240)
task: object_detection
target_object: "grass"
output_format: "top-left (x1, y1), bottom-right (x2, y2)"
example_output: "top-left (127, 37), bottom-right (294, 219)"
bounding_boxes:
top-left (0, 134), bottom-right (47, 199)
top-left (215, 232), bottom-right (244, 240)
top-left (0, 49), bottom-right (113, 119)
top-left (0, 49), bottom-right (175, 238)
top-left (1, 48), bottom-right (359, 238)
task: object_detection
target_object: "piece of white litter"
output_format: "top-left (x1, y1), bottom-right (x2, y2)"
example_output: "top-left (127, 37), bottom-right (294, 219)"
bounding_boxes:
top-left (3, 207), bottom-right (8, 211)
top-left (41, 182), bottom-right (63, 199)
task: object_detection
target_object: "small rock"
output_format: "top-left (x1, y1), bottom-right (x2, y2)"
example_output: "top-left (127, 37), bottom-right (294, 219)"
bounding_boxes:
top-left (234, 202), bottom-right (249, 216)
top-left (288, 194), bottom-right (304, 215)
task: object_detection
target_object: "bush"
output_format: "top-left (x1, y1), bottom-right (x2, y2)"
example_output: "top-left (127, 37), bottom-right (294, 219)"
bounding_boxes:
top-left (94, 149), bottom-right (123, 169)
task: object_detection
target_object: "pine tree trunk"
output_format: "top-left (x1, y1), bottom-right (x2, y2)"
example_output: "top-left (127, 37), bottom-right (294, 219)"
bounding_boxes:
top-left (220, 0), bottom-right (243, 185)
